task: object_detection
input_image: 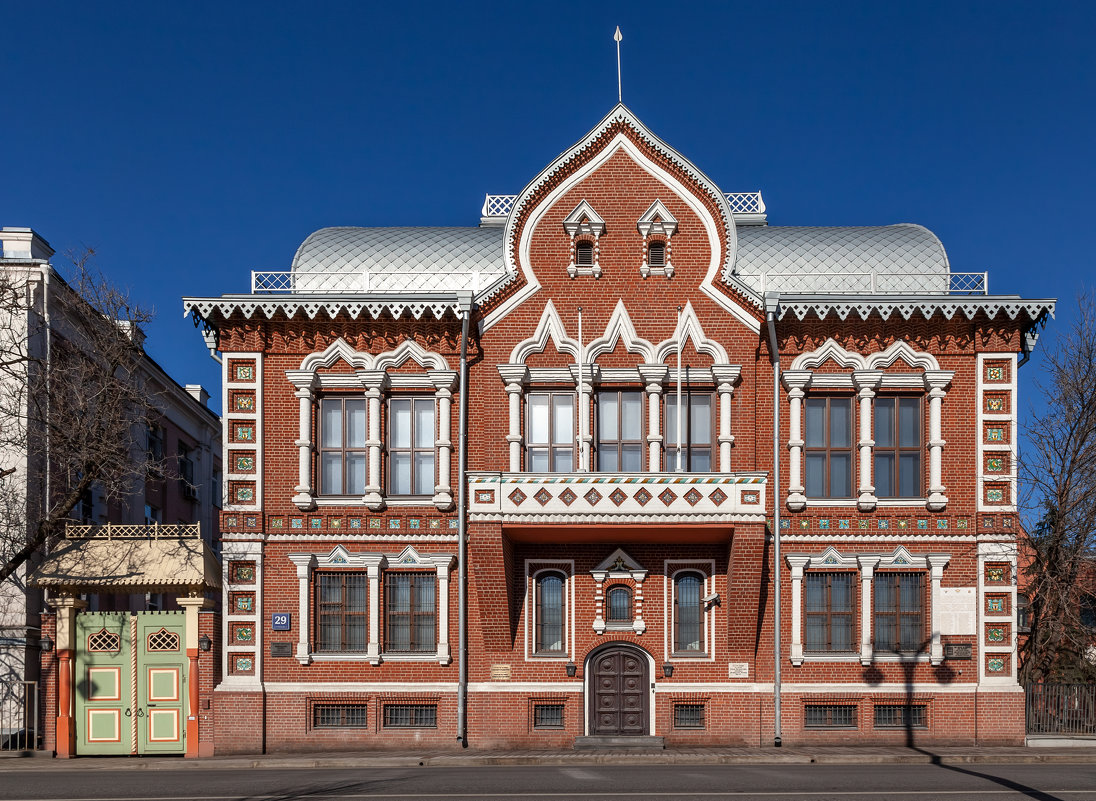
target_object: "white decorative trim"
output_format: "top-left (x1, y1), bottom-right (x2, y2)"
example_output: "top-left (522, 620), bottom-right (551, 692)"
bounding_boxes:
top-left (509, 301), bottom-right (580, 365)
top-left (637, 199), bottom-right (677, 278)
top-left (185, 297), bottom-right (467, 327)
top-left (590, 549), bottom-right (648, 635)
top-left (562, 200), bottom-right (605, 278)
top-left (977, 353), bottom-right (1018, 513)
top-left (789, 338), bottom-right (941, 372)
top-left (663, 560), bottom-right (716, 662)
top-left (654, 301), bottom-right (730, 365)
top-left (524, 560), bottom-right (575, 662)
top-left (779, 298), bottom-right (1055, 325)
top-left (217, 540), bottom-right (263, 692)
top-left (977, 541), bottom-right (1019, 687)
top-left (584, 301), bottom-right (657, 364)
top-left (223, 351), bottom-right (263, 513)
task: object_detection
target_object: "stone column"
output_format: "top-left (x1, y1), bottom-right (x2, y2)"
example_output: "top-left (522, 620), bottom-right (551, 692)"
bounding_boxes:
top-left (786, 556), bottom-right (811, 666)
top-left (288, 555), bottom-right (316, 664)
top-left (429, 370), bottom-right (458, 510)
top-left (363, 555), bottom-right (386, 665)
top-left (712, 366), bottom-right (741, 472)
top-left (291, 379), bottom-right (317, 511)
top-left (431, 555), bottom-right (455, 665)
top-left (857, 556), bottom-right (881, 665)
top-left (927, 555), bottom-right (951, 665)
top-left (569, 364), bottom-right (597, 472)
top-left (52, 595), bottom-right (87, 758)
top-left (591, 571), bottom-right (606, 634)
top-left (497, 365), bottom-right (529, 472)
top-left (852, 370), bottom-right (882, 511)
top-left (177, 594), bottom-right (214, 758)
top-left (924, 371), bottom-right (952, 511)
top-left (360, 372), bottom-right (388, 510)
top-left (782, 371), bottom-right (812, 511)
top-left (638, 365), bottom-right (667, 472)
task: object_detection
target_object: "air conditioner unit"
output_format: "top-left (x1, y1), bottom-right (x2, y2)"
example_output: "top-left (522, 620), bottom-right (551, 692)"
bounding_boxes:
top-left (183, 484), bottom-right (199, 501)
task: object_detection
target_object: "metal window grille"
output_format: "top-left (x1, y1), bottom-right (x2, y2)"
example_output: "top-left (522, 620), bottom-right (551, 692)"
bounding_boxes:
top-left (873, 704), bottom-right (926, 729)
top-left (804, 573), bottom-right (856, 652)
top-left (383, 703), bottom-right (437, 729)
top-left (873, 573), bottom-right (925, 653)
top-left (674, 572), bottom-right (704, 654)
top-left (533, 703), bottom-right (565, 729)
top-left (316, 572), bottom-right (368, 652)
top-left (384, 572), bottom-right (436, 653)
top-left (673, 703), bottom-right (705, 729)
top-left (312, 703), bottom-right (368, 729)
top-left (534, 572), bottom-right (566, 654)
top-left (804, 704), bottom-right (857, 729)
top-left (606, 585), bottom-right (632, 624)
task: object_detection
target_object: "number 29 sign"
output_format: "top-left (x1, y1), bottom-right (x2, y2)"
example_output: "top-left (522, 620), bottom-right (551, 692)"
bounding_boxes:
top-left (271, 613), bottom-right (291, 631)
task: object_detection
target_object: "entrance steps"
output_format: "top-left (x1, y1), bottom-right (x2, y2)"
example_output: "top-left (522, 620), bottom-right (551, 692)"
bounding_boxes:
top-left (573, 736), bottom-right (665, 750)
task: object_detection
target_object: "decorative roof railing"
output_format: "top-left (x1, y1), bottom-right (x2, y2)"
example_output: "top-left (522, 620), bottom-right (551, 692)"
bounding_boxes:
top-left (749, 270), bottom-right (988, 296)
top-left (480, 192), bottom-right (766, 219)
top-left (65, 522), bottom-right (202, 539)
top-left (251, 270), bottom-right (487, 294)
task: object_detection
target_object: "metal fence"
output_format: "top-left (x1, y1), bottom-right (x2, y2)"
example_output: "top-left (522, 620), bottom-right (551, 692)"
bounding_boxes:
top-left (1026, 683), bottom-right (1096, 736)
top-left (0, 680), bottom-right (39, 751)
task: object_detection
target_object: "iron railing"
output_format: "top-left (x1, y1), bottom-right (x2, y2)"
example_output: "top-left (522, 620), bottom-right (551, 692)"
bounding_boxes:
top-left (479, 191), bottom-right (766, 219)
top-left (1026, 683), bottom-right (1096, 736)
top-left (0, 680), bottom-right (39, 751)
top-left (65, 522), bottom-right (202, 539)
top-left (751, 270), bottom-right (988, 296)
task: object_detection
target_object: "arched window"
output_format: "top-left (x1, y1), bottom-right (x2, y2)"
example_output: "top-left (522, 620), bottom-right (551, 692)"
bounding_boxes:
top-left (647, 240), bottom-right (666, 268)
top-left (575, 240), bottom-right (594, 268)
top-left (674, 571), bottom-right (704, 653)
top-left (535, 571), bottom-right (566, 654)
top-left (606, 585), bottom-right (632, 624)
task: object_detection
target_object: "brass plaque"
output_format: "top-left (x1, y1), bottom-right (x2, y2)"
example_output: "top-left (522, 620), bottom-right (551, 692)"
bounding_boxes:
top-left (490, 663), bottom-right (512, 680)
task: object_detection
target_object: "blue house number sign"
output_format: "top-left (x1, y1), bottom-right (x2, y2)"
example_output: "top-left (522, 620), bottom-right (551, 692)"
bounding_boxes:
top-left (272, 613), bottom-right (291, 631)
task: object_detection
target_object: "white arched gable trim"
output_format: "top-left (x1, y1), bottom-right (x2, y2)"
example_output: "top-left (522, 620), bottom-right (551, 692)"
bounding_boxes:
top-left (865, 340), bottom-right (941, 372)
top-left (789, 338), bottom-right (866, 371)
top-left (372, 339), bottom-right (450, 372)
top-left (585, 300), bottom-right (656, 364)
top-left (509, 300), bottom-right (581, 364)
top-left (654, 301), bottom-right (730, 364)
top-left (298, 337), bottom-right (374, 372)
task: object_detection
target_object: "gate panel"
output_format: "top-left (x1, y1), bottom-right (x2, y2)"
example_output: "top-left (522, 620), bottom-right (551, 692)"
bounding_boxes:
top-left (75, 612), bottom-right (132, 756)
top-left (136, 612), bottom-right (186, 755)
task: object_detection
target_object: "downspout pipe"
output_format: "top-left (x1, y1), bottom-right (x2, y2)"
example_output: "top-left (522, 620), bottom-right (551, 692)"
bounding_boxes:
top-left (765, 294), bottom-right (782, 748)
top-left (456, 293), bottom-right (472, 746)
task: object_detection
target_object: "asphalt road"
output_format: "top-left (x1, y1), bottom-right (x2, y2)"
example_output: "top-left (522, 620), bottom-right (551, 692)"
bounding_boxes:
top-left (2, 763), bottom-right (1096, 801)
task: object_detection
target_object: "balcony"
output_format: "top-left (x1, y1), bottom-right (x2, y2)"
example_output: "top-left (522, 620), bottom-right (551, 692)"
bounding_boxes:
top-left (467, 471), bottom-right (766, 536)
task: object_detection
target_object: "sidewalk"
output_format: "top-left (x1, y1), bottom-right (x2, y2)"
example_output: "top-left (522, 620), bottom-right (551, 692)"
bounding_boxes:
top-left (4, 744), bottom-right (1096, 771)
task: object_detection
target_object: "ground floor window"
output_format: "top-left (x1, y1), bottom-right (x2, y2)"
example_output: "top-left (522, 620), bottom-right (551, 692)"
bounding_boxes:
top-left (312, 702), bottom-right (367, 729)
top-left (532, 703), bottom-right (565, 729)
top-left (873, 704), bottom-right (926, 729)
top-left (383, 703), bottom-right (437, 729)
top-left (804, 704), bottom-right (857, 729)
top-left (673, 703), bottom-right (705, 729)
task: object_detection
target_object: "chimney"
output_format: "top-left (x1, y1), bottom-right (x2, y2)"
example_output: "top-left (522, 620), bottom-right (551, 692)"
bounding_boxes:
top-left (185, 384), bottom-right (210, 407)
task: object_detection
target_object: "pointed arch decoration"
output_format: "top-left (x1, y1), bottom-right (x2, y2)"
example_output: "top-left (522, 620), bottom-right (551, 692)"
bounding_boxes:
top-left (584, 301), bottom-right (657, 364)
top-left (654, 301), bottom-right (730, 365)
top-left (372, 339), bottom-right (451, 372)
top-left (508, 300), bottom-right (581, 364)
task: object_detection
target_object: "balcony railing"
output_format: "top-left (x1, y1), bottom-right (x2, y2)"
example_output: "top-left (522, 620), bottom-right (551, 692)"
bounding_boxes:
top-left (480, 192), bottom-right (766, 220)
top-left (750, 270), bottom-right (988, 296)
top-left (64, 522), bottom-right (202, 539)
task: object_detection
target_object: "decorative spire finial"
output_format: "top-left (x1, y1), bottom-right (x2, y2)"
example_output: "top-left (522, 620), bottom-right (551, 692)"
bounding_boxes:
top-left (614, 26), bottom-right (623, 103)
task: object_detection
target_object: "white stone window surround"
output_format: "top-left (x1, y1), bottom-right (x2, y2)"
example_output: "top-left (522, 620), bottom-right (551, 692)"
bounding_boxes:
top-left (591, 548), bottom-right (648, 635)
top-left (285, 338), bottom-right (457, 513)
top-left (563, 200), bottom-right (605, 278)
top-left (502, 300), bottom-right (741, 474)
top-left (663, 560), bottom-right (717, 662)
top-left (288, 545), bottom-right (454, 666)
top-left (637, 199), bottom-right (678, 278)
top-left (785, 546), bottom-right (951, 667)
top-left (782, 339), bottom-right (953, 513)
top-left (524, 560), bottom-right (575, 661)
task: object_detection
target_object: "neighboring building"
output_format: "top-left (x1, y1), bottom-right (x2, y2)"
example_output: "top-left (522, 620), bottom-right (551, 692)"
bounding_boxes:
top-left (0, 227), bottom-right (222, 755)
top-left (184, 105), bottom-right (1053, 751)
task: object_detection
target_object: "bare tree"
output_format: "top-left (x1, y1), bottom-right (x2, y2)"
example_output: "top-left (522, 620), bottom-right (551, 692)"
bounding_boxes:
top-left (0, 250), bottom-right (158, 585)
top-left (1019, 293), bottom-right (1096, 683)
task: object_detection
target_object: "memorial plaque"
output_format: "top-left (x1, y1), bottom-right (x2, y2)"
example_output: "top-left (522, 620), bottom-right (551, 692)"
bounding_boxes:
top-left (270, 642), bottom-right (293, 658)
top-left (944, 643), bottom-right (972, 660)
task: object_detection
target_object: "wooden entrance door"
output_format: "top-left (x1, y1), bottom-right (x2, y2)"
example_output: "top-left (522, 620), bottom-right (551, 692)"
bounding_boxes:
top-left (590, 646), bottom-right (648, 736)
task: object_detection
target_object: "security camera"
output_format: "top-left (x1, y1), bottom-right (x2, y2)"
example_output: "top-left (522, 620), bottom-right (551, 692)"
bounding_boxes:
top-left (703, 592), bottom-right (720, 605)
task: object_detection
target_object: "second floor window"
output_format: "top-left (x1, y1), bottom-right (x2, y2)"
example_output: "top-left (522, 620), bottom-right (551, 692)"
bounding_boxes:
top-left (597, 391), bottom-right (643, 471)
top-left (320, 397), bottom-right (367, 496)
top-left (664, 393), bottom-right (713, 472)
top-left (874, 397), bottom-right (922, 498)
top-left (527, 392), bottom-right (574, 472)
top-left (805, 397), bottom-right (853, 498)
top-left (389, 397), bottom-right (436, 496)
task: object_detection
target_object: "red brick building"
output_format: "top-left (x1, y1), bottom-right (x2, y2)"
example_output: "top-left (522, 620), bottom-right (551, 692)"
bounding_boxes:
top-left (184, 105), bottom-right (1053, 751)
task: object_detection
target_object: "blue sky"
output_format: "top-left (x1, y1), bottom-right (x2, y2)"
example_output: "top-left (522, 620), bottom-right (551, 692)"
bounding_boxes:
top-left (2, 1), bottom-right (1091, 403)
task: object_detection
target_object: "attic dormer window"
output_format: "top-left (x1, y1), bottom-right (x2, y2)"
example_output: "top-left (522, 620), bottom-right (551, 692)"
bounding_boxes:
top-left (637, 200), bottom-right (677, 278)
top-left (563, 200), bottom-right (605, 278)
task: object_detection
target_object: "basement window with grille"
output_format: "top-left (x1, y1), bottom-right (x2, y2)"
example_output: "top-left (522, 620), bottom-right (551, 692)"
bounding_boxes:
top-left (873, 704), bottom-right (926, 729)
top-left (673, 703), bottom-right (705, 729)
top-left (312, 703), bottom-right (368, 729)
top-left (532, 703), bottom-right (565, 730)
top-left (804, 704), bottom-right (857, 729)
top-left (383, 703), bottom-right (437, 729)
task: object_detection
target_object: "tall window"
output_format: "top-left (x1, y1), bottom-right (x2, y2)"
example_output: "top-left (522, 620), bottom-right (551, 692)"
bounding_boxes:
top-left (874, 397), bottom-right (921, 498)
top-left (315, 572), bottom-right (367, 652)
top-left (389, 397), bottom-right (435, 496)
top-left (873, 572), bottom-right (924, 652)
top-left (606, 585), bottom-right (633, 625)
top-left (526, 392), bottom-right (574, 472)
top-left (664, 393), bottom-right (713, 472)
top-left (805, 573), bottom-right (855, 652)
top-left (673, 571), bottom-right (705, 654)
top-left (597, 391), bottom-right (643, 471)
top-left (805, 397), bottom-right (853, 498)
top-left (319, 397), bottom-right (367, 495)
top-left (534, 571), bottom-right (566, 654)
top-left (384, 572), bottom-right (436, 653)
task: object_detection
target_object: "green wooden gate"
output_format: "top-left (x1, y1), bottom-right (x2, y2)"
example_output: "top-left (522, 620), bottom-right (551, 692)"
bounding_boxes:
top-left (75, 611), bottom-right (187, 756)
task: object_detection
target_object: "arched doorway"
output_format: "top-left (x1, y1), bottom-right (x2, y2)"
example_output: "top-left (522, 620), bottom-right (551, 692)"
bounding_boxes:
top-left (587, 643), bottom-right (650, 736)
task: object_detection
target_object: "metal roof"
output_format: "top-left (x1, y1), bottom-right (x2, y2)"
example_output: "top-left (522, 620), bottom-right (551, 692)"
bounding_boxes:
top-left (291, 226), bottom-right (506, 294)
top-left (31, 535), bottom-right (221, 593)
top-left (732, 224), bottom-right (951, 295)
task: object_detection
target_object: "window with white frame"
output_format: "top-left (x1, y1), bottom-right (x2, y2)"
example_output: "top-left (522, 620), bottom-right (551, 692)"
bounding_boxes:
top-left (673, 571), bottom-right (706, 655)
top-left (384, 571), bottom-right (436, 653)
top-left (315, 572), bottom-right (367, 652)
top-left (873, 572), bottom-right (925, 653)
top-left (597, 391), bottom-right (644, 471)
top-left (533, 570), bottom-right (567, 655)
top-left (873, 397), bottom-right (922, 498)
top-left (664, 392), bottom-right (714, 472)
top-left (805, 396), bottom-right (853, 498)
top-left (387, 397), bottom-right (436, 496)
top-left (526, 392), bottom-right (575, 472)
top-left (804, 572), bottom-right (856, 653)
top-left (605, 585), bottom-right (633, 627)
top-left (319, 396), bottom-right (367, 496)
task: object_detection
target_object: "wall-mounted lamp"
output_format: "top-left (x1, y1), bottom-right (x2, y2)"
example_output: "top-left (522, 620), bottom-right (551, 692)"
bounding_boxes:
top-left (198, 635), bottom-right (212, 652)
top-left (662, 663), bottom-right (674, 678)
top-left (39, 635), bottom-right (53, 653)
top-left (565, 662), bottom-right (577, 677)
top-left (703, 592), bottom-right (721, 607)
